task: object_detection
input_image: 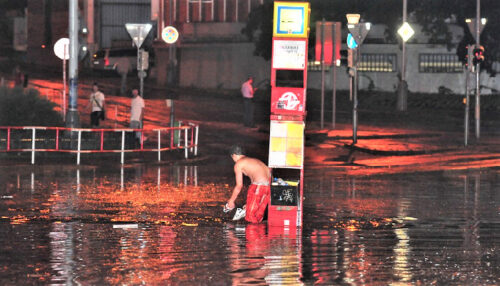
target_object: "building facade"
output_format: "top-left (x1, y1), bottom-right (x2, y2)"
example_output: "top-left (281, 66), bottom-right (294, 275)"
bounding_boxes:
top-left (25, 0), bottom-right (499, 94)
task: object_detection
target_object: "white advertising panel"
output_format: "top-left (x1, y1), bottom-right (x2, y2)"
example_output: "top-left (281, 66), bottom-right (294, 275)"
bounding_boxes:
top-left (273, 40), bottom-right (306, 69)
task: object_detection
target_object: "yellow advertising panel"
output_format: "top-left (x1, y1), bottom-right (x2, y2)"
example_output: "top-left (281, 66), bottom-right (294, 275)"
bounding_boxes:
top-left (273, 2), bottom-right (310, 38)
top-left (269, 121), bottom-right (304, 168)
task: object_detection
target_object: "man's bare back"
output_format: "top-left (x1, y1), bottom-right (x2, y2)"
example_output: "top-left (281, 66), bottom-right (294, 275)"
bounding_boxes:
top-left (234, 156), bottom-right (270, 184)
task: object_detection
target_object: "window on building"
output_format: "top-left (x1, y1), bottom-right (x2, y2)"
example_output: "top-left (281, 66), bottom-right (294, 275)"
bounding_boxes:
top-left (308, 53), bottom-right (396, 72)
top-left (358, 53), bottom-right (397, 72)
top-left (307, 61), bottom-right (332, 71)
top-left (419, 54), bottom-right (463, 73)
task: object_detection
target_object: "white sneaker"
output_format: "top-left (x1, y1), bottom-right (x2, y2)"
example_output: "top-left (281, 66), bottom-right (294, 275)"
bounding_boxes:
top-left (232, 208), bottom-right (246, 221)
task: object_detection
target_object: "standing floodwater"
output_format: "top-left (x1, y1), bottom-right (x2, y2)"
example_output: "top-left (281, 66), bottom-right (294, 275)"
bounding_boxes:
top-left (0, 164), bottom-right (498, 285)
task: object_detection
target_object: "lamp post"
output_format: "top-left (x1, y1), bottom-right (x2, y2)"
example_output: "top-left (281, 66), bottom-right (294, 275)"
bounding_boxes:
top-left (66, 0), bottom-right (80, 128)
top-left (396, 0), bottom-right (414, 112)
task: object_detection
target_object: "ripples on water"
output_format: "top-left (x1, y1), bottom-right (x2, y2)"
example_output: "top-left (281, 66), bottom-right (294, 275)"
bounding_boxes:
top-left (0, 165), bottom-right (498, 285)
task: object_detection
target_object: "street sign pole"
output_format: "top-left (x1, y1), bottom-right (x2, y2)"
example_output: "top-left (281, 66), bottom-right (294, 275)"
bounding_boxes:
top-left (125, 23), bottom-right (153, 97)
top-left (66, 0), bottom-right (80, 128)
top-left (353, 49), bottom-right (358, 144)
top-left (475, 0), bottom-right (481, 140)
top-left (320, 19), bottom-right (325, 129)
top-left (332, 23), bottom-right (338, 129)
top-left (63, 45), bottom-right (67, 118)
top-left (465, 14), bottom-right (486, 143)
top-left (464, 57), bottom-right (470, 146)
top-left (347, 20), bottom-right (370, 144)
top-left (138, 48), bottom-right (144, 97)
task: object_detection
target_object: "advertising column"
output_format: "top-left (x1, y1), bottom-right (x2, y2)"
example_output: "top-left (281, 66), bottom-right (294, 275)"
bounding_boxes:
top-left (268, 2), bottom-right (309, 228)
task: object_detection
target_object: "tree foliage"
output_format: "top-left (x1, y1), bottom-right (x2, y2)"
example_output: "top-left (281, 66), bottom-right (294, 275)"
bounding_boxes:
top-left (243, 0), bottom-right (500, 75)
top-left (0, 87), bottom-right (63, 126)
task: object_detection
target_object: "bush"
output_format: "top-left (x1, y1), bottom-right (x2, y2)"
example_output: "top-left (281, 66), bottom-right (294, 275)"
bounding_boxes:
top-left (0, 86), bottom-right (63, 126)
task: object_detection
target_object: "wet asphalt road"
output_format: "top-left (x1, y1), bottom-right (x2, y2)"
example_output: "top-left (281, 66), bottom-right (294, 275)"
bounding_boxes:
top-left (0, 163), bottom-right (498, 285)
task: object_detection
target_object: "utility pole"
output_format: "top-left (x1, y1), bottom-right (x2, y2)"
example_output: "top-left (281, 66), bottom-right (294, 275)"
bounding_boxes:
top-left (320, 18), bottom-right (325, 129)
top-left (66, 0), bottom-right (80, 127)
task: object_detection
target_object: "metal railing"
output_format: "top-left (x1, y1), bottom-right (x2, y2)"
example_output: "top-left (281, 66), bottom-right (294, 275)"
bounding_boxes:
top-left (0, 123), bottom-right (199, 165)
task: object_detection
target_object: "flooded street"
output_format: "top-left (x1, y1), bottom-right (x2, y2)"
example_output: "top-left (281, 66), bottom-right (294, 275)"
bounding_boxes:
top-left (0, 163), bottom-right (499, 285)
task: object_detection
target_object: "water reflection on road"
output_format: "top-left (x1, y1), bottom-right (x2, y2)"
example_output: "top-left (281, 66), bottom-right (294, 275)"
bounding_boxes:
top-left (0, 164), bottom-right (498, 285)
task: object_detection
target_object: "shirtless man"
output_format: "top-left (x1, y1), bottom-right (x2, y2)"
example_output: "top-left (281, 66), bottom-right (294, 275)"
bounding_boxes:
top-left (225, 145), bottom-right (271, 223)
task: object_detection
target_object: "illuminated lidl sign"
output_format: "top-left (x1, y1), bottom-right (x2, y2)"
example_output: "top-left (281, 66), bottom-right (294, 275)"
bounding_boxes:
top-left (273, 2), bottom-right (310, 38)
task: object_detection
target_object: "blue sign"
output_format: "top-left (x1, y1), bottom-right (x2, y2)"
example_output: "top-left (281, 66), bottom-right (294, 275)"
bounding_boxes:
top-left (347, 33), bottom-right (358, 49)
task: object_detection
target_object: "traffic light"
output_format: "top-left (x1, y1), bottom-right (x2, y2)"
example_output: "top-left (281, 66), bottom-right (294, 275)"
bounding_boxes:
top-left (473, 45), bottom-right (484, 66)
top-left (78, 14), bottom-right (88, 62)
top-left (339, 49), bottom-right (354, 68)
top-left (465, 45), bottom-right (474, 72)
top-left (339, 49), bottom-right (348, 66)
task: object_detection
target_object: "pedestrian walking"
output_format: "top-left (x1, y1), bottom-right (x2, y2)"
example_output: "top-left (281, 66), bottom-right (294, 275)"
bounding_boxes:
top-left (130, 88), bottom-right (145, 141)
top-left (241, 76), bottom-right (258, 128)
top-left (87, 83), bottom-right (105, 127)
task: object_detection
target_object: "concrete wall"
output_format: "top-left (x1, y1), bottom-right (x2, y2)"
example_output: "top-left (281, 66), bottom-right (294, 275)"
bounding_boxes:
top-left (178, 42), bottom-right (270, 89)
top-left (171, 41), bottom-right (500, 95)
top-left (309, 43), bottom-right (500, 95)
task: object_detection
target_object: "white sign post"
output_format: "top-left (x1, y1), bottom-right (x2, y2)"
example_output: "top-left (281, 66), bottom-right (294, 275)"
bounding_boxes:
top-left (125, 23), bottom-right (153, 97)
top-left (54, 37), bottom-right (70, 117)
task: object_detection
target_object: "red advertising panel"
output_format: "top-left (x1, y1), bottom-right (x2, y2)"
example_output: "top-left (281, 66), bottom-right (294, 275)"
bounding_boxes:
top-left (315, 22), bottom-right (341, 65)
top-left (271, 37), bottom-right (308, 116)
top-left (271, 87), bottom-right (306, 116)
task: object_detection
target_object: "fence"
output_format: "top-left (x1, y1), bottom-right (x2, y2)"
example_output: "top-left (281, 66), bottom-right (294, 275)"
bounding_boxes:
top-left (0, 123), bottom-right (199, 165)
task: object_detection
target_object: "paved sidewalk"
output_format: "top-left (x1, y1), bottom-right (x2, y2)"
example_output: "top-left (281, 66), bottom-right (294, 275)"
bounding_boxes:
top-left (2, 73), bottom-right (499, 173)
top-left (305, 122), bottom-right (500, 174)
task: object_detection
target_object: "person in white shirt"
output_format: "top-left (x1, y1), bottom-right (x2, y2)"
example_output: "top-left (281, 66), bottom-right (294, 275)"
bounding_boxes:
top-left (130, 88), bottom-right (145, 140)
top-left (88, 83), bottom-right (105, 127)
top-left (241, 76), bottom-right (257, 128)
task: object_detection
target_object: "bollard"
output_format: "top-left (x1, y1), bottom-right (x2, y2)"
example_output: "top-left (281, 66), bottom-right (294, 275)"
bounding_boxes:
top-left (77, 130), bottom-right (82, 165)
top-left (121, 130), bottom-right (125, 164)
top-left (184, 128), bottom-right (188, 159)
top-left (31, 128), bottom-right (36, 165)
top-left (194, 125), bottom-right (199, 156)
top-left (157, 129), bottom-right (161, 161)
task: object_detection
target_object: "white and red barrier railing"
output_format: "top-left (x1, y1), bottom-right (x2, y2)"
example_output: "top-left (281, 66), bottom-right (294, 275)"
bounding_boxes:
top-left (0, 122), bottom-right (199, 165)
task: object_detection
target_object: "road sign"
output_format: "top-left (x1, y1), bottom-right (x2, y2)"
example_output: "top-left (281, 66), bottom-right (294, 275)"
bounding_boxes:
top-left (125, 23), bottom-right (153, 48)
top-left (162, 26), bottom-right (179, 44)
top-left (54, 38), bottom-right (70, 60)
top-left (466, 18), bottom-right (486, 43)
top-left (397, 22), bottom-right (415, 42)
top-left (138, 70), bottom-right (147, 78)
top-left (347, 23), bottom-right (371, 46)
top-left (273, 2), bottom-right (310, 38)
top-left (346, 33), bottom-right (358, 49)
